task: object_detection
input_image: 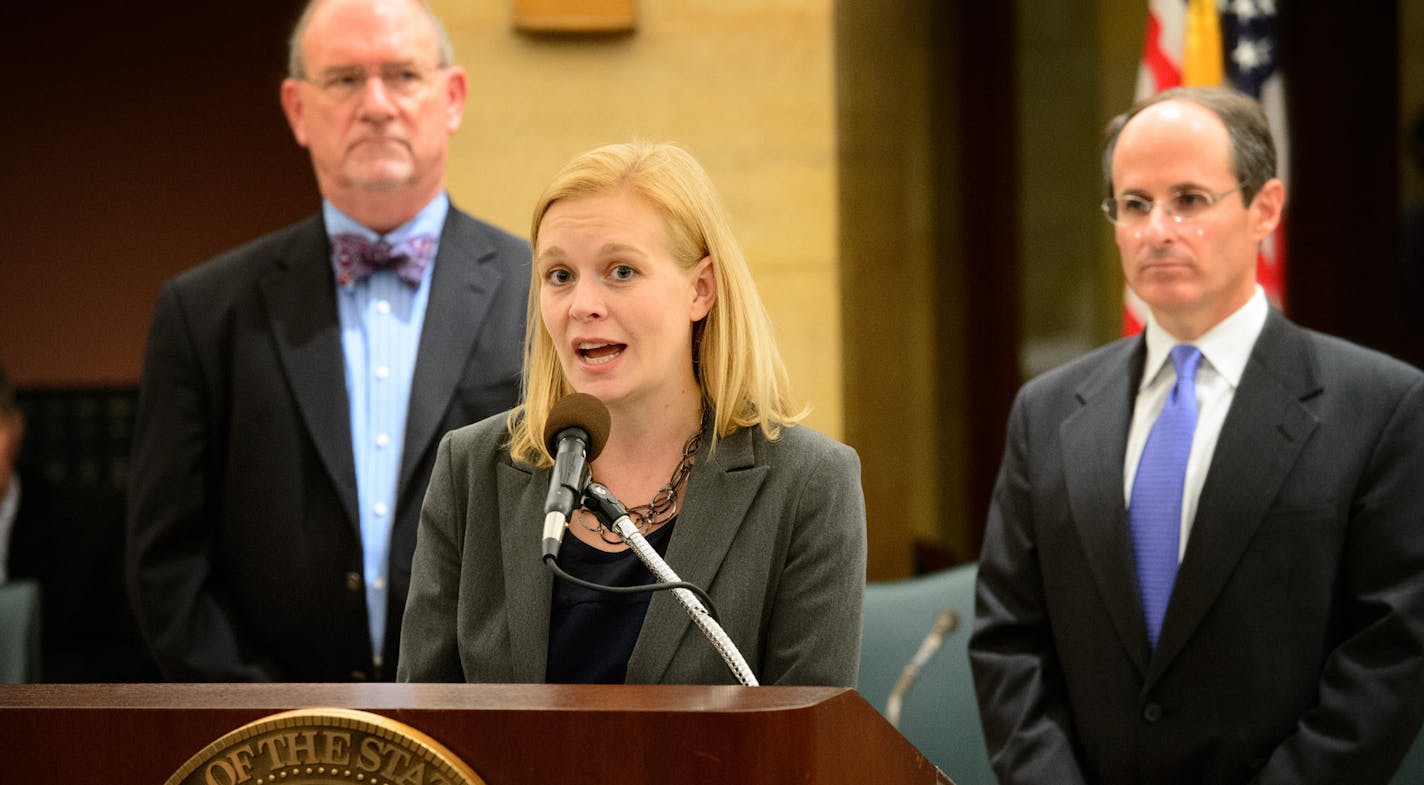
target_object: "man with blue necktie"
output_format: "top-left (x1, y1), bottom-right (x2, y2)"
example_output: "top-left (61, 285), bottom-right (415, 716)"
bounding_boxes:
top-left (126, 0), bottom-right (529, 682)
top-left (971, 86), bottom-right (1424, 785)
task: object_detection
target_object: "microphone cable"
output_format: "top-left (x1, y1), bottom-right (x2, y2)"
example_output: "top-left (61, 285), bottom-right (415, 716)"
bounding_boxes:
top-left (540, 554), bottom-right (722, 623)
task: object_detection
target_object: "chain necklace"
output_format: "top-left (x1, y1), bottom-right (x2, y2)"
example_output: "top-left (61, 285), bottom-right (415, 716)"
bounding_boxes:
top-left (576, 414), bottom-right (704, 546)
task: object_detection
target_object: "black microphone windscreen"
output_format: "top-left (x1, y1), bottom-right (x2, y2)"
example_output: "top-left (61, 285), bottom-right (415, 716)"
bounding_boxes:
top-left (544, 393), bottom-right (611, 461)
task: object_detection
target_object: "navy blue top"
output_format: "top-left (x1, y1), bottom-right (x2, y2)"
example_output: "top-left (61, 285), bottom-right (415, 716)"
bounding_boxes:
top-left (545, 519), bottom-right (678, 684)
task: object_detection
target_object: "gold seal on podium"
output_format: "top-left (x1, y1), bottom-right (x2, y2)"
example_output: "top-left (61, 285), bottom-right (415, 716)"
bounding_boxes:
top-left (164, 708), bottom-right (487, 785)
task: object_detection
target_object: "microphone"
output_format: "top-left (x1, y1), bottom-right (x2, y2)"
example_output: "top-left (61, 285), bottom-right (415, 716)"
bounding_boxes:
top-left (540, 393), bottom-right (611, 559)
top-left (533, 406), bottom-right (758, 686)
top-left (885, 608), bottom-right (959, 729)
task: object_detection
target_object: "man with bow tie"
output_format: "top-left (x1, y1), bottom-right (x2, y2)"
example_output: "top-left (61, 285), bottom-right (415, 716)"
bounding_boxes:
top-left (126, 0), bottom-right (529, 682)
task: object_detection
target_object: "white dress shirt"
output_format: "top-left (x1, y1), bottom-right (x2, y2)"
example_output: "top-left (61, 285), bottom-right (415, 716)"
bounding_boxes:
top-left (1124, 286), bottom-right (1269, 561)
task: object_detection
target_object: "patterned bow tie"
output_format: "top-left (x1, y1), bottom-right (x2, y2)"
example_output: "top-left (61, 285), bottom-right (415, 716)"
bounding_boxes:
top-left (330, 233), bottom-right (437, 288)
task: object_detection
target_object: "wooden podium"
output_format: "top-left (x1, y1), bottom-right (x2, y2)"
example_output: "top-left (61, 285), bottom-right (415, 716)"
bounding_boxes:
top-left (0, 683), bottom-right (954, 784)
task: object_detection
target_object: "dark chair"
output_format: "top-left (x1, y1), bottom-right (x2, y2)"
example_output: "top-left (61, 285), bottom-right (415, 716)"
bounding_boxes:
top-left (0, 579), bottom-right (42, 682)
top-left (1393, 729), bottom-right (1424, 785)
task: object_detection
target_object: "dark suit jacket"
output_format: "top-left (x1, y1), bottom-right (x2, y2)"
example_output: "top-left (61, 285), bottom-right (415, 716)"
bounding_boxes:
top-left (396, 413), bottom-right (867, 686)
top-left (971, 310), bottom-right (1424, 785)
top-left (126, 206), bottom-right (529, 682)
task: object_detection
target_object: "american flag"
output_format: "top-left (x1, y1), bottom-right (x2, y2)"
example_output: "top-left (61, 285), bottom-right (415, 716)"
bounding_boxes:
top-left (1124, 0), bottom-right (1287, 335)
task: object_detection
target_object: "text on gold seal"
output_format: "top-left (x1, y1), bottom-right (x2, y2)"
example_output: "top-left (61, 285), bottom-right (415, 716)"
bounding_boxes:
top-left (164, 708), bottom-right (487, 785)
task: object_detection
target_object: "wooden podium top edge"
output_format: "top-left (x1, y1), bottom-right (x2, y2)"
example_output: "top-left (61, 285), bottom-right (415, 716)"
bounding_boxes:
top-left (0, 682), bottom-right (853, 713)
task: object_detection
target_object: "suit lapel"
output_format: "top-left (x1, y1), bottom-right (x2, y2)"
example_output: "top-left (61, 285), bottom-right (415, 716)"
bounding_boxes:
top-left (497, 459), bottom-right (555, 682)
top-left (495, 425), bottom-right (769, 684)
top-left (259, 216), bottom-right (359, 525)
top-left (400, 209), bottom-right (510, 494)
top-left (1148, 312), bottom-right (1320, 683)
top-left (627, 424), bottom-right (768, 684)
top-left (1061, 338), bottom-right (1154, 676)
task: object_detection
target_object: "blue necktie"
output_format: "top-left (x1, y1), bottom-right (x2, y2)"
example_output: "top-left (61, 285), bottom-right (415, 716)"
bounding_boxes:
top-left (1130, 344), bottom-right (1202, 648)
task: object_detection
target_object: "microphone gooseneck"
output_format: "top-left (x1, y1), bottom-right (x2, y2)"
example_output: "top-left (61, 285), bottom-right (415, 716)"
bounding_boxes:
top-left (586, 482), bottom-right (760, 687)
top-left (885, 608), bottom-right (959, 728)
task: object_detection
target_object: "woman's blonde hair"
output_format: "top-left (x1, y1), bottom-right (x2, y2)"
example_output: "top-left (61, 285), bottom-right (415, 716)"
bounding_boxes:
top-left (508, 141), bottom-right (806, 467)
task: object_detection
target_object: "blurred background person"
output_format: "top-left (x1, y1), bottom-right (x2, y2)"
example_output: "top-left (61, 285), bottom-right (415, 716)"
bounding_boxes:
top-left (125, 0), bottom-right (529, 682)
top-left (0, 365), bottom-right (22, 588)
top-left (398, 142), bottom-right (866, 686)
top-left (2, 362), bottom-right (155, 681)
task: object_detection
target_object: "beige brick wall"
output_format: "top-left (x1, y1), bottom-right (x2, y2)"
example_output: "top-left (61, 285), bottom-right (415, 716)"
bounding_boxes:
top-left (435, 0), bottom-right (843, 437)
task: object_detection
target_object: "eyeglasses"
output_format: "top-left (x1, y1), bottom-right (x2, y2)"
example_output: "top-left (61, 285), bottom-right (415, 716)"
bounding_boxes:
top-left (1100, 186), bottom-right (1242, 227)
top-left (306, 63), bottom-right (442, 101)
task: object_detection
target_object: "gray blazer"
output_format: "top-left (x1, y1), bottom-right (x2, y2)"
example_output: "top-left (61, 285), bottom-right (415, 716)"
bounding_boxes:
top-left (971, 310), bottom-right (1424, 785)
top-left (397, 412), bottom-right (867, 686)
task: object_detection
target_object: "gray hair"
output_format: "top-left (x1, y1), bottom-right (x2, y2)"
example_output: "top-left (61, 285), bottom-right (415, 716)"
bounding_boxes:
top-left (1102, 85), bottom-right (1277, 205)
top-left (287, 0), bottom-right (456, 80)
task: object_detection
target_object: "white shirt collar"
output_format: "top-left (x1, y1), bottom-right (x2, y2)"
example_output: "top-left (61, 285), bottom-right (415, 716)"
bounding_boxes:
top-left (1140, 285), bottom-right (1269, 390)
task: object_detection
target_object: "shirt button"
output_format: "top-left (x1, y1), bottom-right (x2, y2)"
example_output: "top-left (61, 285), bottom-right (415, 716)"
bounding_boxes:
top-left (373, 576), bottom-right (387, 591)
top-left (374, 502), bottom-right (389, 517)
top-left (345, 572), bottom-right (362, 592)
top-left (375, 433), bottom-right (391, 448)
top-left (375, 365), bottom-right (390, 380)
top-left (1143, 702), bottom-right (1163, 724)
top-left (375, 300), bottom-right (391, 315)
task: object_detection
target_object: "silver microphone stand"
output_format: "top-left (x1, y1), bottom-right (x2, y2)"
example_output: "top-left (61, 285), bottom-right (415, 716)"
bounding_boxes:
top-left (584, 482), bottom-right (760, 687)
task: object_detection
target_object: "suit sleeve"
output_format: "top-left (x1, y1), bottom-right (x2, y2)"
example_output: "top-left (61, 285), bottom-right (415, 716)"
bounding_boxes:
top-left (396, 431), bottom-right (467, 682)
top-left (126, 283), bottom-right (277, 681)
top-left (759, 439), bottom-right (867, 687)
top-left (1252, 374), bottom-right (1424, 785)
top-left (970, 391), bottom-right (1091, 785)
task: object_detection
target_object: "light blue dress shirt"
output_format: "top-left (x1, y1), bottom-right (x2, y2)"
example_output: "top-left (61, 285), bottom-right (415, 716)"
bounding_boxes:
top-left (324, 193), bottom-right (448, 667)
